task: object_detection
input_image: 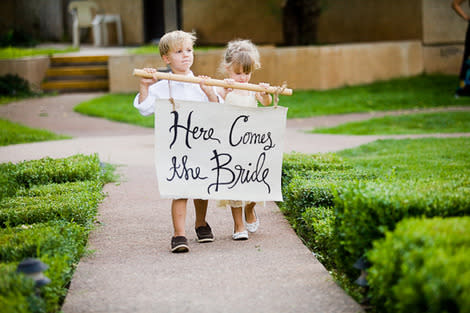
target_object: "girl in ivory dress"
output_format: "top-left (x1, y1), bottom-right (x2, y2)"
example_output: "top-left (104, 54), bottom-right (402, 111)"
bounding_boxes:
top-left (216, 39), bottom-right (272, 240)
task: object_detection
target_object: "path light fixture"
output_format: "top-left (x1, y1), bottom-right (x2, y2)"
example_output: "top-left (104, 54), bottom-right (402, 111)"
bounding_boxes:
top-left (353, 256), bottom-right (369, 287)
top-left (16, 258), bottom-right (51, 288)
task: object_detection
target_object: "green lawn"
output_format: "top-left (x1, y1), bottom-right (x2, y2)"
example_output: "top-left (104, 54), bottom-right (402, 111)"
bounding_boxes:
top-left (74, 93), bottom-right (154, 128)
top-left (284, 74), bottom-right (469, 118)
top-left (0, 46), bottom-right (78, 59)
top-left (311, 111), bottom-right (470, 135)
top-left (0, 118), bottom-right (70, 146)
top-left (73, 75), bottom-right (470, 127)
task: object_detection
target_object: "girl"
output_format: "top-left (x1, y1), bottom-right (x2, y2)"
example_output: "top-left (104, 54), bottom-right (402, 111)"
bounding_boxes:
top-left (216, 39), bottom-right (272, 240)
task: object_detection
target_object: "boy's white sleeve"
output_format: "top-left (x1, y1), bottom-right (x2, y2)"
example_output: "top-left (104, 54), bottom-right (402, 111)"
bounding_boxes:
top-left (133, 93), bottom-right (157, 116)
top-left (214, 86), bottom-right (224, 103)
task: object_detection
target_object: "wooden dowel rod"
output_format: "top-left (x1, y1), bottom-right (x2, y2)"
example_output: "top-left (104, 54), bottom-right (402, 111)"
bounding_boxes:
top-left (133, 69), bottom-right (293, 96)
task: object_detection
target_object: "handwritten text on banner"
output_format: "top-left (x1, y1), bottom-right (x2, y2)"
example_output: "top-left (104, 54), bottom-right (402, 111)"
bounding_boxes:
top-left (154, 99), bottom-right (287, 201)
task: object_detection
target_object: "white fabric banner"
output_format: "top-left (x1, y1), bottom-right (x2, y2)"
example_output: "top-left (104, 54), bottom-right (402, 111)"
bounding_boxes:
top-left (154, 99), bottom-right (288, 201)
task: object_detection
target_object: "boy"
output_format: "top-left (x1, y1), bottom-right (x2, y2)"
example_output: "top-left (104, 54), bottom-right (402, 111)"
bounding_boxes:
top-left (134, 30), bottom-right (219, 253)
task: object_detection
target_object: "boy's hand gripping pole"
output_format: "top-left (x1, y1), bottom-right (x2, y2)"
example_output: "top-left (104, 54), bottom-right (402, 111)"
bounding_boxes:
top-left (133, 69), bottom-right (293, 96)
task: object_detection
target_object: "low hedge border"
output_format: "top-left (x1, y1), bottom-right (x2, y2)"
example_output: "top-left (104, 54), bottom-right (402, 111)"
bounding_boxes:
top-left (368, 216), bottom-right (470, 313)
top-left (0, 154), bottom-right (113, 313)
top-left (280, 137), bottom-right (470, 307)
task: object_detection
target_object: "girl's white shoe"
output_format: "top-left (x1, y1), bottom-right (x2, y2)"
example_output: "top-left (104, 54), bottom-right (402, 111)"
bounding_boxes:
top-left (245, 211), bottom-right (259, 233)
top-left (232, 230), bottom-right (249, 240)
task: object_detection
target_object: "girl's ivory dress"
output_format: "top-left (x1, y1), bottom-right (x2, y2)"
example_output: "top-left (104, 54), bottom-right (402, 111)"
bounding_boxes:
top-left (217, 90), bottom-right (262, 209)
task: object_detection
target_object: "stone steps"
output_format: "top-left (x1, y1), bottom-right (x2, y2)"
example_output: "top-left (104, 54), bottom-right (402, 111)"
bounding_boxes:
top-left (41, 55), bottom-right (109, 92)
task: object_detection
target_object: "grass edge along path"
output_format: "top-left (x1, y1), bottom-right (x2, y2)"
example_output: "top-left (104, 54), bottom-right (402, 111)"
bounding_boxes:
top-left (0, 118), bottom-right (70, 146)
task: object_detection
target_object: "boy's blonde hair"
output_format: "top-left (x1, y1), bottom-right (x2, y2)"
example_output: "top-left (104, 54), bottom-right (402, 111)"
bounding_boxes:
top-left (221, 39), bottom-right (261, 74)
top-left (158, 30), bottom-right (197, 57)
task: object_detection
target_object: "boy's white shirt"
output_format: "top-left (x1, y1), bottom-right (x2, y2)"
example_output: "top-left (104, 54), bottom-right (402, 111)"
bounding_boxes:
top-left (133, 71), bottom-right (221, 116)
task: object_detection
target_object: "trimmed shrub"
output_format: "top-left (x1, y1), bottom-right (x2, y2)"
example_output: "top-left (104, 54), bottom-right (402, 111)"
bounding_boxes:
top-left (281, 152), bottom-right (349, 189)
top-left (0, 154), bottom-right (113, 312)
top-left (299, 206), bottom-right (335, 266)
top-left (0, 154), bottom-right (102, 200)
top-left (333, 179), bottom-right (470, 278)
top-left (0, 74), bottom-right (32, 96)
top-left (0, 264), bottom-right (45, 313)
top-left (0, 162), bottom-right (19, 200)
top-left (0, 188), bottom-right (103, 228)
top-left (0, 221), bottom-right (88, 263)
top-left (368, 217), bottom-right (470, 313)
top-left (13, 154), bottom-right (102, 188)
top-left (0, 221), bottom-right (91, 312)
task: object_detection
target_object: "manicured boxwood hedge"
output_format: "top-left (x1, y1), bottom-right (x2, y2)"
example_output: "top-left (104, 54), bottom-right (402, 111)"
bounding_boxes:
top-left (368, 217), bottom-right (470, 313)
top-left (0, 154), bottom-right (112, 313)
top-left (280, 137), bottom-right (470, 307)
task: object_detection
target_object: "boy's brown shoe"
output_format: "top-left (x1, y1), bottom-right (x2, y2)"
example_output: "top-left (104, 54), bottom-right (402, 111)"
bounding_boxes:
top-left (171, 236), bottom-right (189, 253)
top-left (195, 223), bottom-right (214, 243)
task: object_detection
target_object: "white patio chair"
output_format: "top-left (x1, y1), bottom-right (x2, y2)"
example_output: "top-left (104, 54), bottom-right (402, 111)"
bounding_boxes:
top-left (68, 1), bottom-right (99, 48)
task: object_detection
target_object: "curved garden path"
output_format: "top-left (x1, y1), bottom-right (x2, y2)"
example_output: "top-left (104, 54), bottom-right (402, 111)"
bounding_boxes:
top-left (1, 93), bottom-right (468, 312)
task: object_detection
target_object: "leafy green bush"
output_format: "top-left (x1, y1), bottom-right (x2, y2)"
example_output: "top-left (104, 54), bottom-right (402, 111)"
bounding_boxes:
top-left (0, 154), bottom-right (102, 200)
top-left (281, 138), bottom-right (470, 285)
top-left (0, 29), bottom-right (37, 47)
top-left (13, 154), bottom-right (102, 188)
top-left (0, 186), bottom-right (103, 228)
top-left (299, 206), bottom-right (335, 266)
top-left (281, 152), bottom-right (348, 188)
top-left (280, 153), bottom-right (375, 269)
top-left (0, 74), bottom-right (35, 97)
top-left (0, 154), bottom-right (114, 312)
top-left (368, 217), bottom-right (470, 313)
top-left (0, 221), bottom-right (88, 262)
top-left (0, 222), bottom-right (90, 312)
top-left (333, 178), bottom-right (470, 278)
top-left (0, 162), bottom-right (19, 200)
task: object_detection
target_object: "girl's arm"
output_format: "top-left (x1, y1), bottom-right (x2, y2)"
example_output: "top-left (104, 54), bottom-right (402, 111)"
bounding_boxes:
top-left (199, 76), bottom-right (219, 102)
top-left (255, 82), bottom-right (273, 106)
top-left (452, 0), bottom-right (470, 21)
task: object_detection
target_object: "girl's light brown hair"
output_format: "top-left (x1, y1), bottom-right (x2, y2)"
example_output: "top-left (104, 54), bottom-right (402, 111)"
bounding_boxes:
top-left (221, 39), bottom-right (261, 74)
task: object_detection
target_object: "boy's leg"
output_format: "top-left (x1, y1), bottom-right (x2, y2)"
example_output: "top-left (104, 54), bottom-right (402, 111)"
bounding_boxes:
top-left (171, 199), bottom-right (189, 253)
top-left (193, 199), bottom-right (208, 228)
top-left (172, 199), bottom-right (187, 236)
top-left (193, 199), bottom-right (214, 242)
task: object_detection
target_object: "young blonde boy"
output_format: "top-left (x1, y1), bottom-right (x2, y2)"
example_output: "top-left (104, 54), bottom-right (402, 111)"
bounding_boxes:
top-left (133, 30), bottom-right (219, 253)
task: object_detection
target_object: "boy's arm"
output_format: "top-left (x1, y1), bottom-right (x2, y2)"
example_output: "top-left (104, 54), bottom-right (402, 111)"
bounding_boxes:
top-left (138, 68), bottom-right (158, 103)
top-left (133, 68), bottom-right (159, 116)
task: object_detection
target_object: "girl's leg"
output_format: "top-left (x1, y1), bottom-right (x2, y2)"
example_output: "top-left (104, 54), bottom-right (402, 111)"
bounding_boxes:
top-left (244, 202), bottom-right (257, 224)
top-left (231, 206), bottom-right (246, 233)
top-left (172, 199), bottom-right (187, 236)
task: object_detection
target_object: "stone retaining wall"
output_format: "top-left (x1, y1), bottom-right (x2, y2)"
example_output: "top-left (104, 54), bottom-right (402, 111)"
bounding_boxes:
top-left (0, 57), bottom-right (50, 91)
top-left (1, 41), bottom-right (462, 94)
top-left (109, 40), bottom-right (426, 93)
